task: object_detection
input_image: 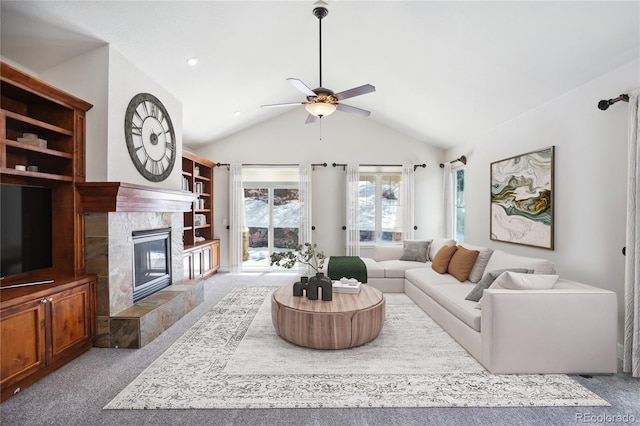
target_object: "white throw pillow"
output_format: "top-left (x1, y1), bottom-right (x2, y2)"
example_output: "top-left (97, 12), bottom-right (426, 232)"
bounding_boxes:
top-left (459, 242), bottom-right (493, 283)
top-left (491, 271), bottom-right (559, 290)
top-left (475, 271), bottom-right (559, 309)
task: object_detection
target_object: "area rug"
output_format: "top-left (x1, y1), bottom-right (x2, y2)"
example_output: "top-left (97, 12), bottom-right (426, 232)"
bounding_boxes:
top-left (104, 286), bottom-right (609, 409)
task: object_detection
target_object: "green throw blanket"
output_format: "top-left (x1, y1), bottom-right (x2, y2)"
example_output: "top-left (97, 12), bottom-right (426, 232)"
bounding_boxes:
top-left (327, 256), bottom-right (367, 283)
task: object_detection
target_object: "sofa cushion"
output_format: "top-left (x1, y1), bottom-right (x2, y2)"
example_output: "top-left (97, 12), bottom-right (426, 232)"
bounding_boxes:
top-left (429, 237), bottom-right (457, 261)
top-left (447, 245), bottom-right (480, 282)
top-left (428, 284), bottom-right (482, 332)
top-left (399, 240), bottom-right (432, 262)
top-left (406, 268), bottom-right (481, 331)
top-left (432, 245), bottom-right (458, 274)
top-left (373, 245), bottom-right (404, 262)
top-left (459, 243), bottom-right (493, 283)
top-left (359, 257), bottom-right (385, 278)
top-left (406, 267), bottom-right (461, 286)
top-left (482, 250), bottom-right (555, 276)
top-left (465, 268), bottom-right (533, 302)
top-left (378, 259), bottom-right (431, 278)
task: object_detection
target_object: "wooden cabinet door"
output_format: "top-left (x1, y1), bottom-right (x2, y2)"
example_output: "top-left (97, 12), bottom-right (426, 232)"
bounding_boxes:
top-left (202, 245), bottom-right (212, 274)
top-left (0, 299), bottom-right (46, 389)
top-left (211, 241), bottom-right (220, 271)
top-left (183, 251), bottom-right (194, 280)
top-left (193, 248), bottom-right (203, 278)
top-left (48, 283), bottom-right (92, 363)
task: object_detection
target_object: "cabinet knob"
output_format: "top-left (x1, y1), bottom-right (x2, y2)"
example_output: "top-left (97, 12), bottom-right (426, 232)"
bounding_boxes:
top-left (41, 299), bottom-right (48, 304)
top-left (48, 297), bottom-right (53, 302)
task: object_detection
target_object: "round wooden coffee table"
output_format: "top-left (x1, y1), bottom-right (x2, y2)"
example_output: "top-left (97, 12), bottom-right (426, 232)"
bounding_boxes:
top-left (271, 284), bottom-right (385, 350)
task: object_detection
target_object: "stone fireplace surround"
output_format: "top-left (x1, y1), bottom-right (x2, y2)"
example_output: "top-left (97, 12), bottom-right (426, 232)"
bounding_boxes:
top-left (78, 182), bottom-right (203, 348)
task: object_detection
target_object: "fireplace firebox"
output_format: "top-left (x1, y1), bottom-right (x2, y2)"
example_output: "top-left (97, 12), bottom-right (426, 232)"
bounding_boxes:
top-left (132, 228), bottom-right (172, 302)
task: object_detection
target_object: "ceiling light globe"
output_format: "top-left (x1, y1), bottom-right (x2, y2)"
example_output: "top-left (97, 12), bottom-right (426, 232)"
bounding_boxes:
top-left (305, 102), bottom-right (336, 117)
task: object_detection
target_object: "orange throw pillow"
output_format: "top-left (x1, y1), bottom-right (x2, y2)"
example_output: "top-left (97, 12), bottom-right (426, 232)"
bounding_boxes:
top-left (431, 245), bottom-right (458, 274)
top-left (448, 245), bottom-right (480, 282)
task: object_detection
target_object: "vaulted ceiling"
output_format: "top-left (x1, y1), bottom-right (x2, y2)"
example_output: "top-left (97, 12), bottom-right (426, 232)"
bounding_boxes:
top-left (1, 1), bottom-right (638, 149)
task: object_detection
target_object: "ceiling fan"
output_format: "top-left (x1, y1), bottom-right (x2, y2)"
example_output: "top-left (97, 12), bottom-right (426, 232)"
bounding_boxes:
top-left (261, 6), bottom-right (376, 124)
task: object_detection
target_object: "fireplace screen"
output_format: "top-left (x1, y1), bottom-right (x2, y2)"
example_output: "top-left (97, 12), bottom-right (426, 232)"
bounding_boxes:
top-left (132, 228), bottom-right (172, 302)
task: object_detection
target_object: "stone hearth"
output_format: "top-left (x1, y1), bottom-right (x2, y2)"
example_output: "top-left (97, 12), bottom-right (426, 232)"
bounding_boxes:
top-left (79, 182), bottom-right (201, 348)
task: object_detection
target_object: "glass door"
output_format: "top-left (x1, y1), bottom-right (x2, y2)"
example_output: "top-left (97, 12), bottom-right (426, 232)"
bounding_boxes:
top-left (243, 185), bottom-right (299, 270)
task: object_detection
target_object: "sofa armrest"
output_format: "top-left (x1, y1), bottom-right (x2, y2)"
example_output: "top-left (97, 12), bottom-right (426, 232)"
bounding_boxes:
top-left (481, 288), bottom-right (617, 374)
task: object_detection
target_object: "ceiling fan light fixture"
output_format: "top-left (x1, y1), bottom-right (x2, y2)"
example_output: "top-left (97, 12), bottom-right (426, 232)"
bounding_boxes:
top-left (305, 102), bottom-right (336, 117)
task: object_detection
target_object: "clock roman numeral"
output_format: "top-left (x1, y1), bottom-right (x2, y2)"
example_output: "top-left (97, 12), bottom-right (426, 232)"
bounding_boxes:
top-left (145, 159), bottom-right (165, 175)
top-left (131, 125), bottom-right (142, 136)
top-left (149, 102), bottom-right (158, 118)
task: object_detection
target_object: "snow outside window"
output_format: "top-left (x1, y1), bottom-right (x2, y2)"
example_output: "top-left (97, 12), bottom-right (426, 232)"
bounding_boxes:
top-left (358, 172), bottom-right (402, 244)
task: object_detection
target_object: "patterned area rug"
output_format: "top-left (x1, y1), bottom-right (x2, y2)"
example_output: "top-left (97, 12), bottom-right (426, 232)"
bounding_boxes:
top-left (104, 287), bottom-right (609, 409)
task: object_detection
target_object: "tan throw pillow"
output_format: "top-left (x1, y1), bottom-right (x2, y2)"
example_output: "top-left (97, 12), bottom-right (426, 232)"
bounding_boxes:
top-left (431, 245), bottom-right (458, 274)
top-left (447, 245), bottom-right (480, 282)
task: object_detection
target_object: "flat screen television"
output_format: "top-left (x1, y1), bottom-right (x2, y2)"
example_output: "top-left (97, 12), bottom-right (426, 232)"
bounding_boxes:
top-left (1, 183), bottom-right (53, 278)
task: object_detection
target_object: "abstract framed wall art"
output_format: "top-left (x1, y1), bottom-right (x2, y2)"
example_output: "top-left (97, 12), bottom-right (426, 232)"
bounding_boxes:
top-left (490, 146), bottom-right (554, 249)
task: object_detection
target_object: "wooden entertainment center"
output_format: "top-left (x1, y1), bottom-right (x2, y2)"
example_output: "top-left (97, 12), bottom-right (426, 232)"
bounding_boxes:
top-left (0, 62), bottom-right (96, 401)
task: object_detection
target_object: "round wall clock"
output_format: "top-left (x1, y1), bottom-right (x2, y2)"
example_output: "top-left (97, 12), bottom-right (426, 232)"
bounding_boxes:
top-left (124, 93), bottom-right (176, 182)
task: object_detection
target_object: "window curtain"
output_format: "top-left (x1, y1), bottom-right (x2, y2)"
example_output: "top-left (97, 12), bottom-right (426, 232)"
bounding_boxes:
top-left (401, 164), bottom-right (415, 241)
top-left (345, 164), bottom-right (360, 256)
top-left (443, 162), bottom-right (455, 240)
top-left (624, 89), bottom-right (640, 378)
top-left (229, 163), bottom-right (244, 273)
top-left (298, 164), bottom-right (313, 274)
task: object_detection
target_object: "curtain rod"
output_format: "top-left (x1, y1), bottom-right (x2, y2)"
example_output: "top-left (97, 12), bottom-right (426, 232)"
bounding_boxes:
top-left (331, 163), bottom-right (427, 171)
top-left (214, 163), bottom-right (328, 170)
top-left (439, 155), bottom-right (467, 168)
top-left (598, 93), bottom-right (629, 111)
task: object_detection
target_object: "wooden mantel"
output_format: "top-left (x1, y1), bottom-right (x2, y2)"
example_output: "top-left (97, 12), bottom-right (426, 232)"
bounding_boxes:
top-left (77, 182), bottom-right (197, 213)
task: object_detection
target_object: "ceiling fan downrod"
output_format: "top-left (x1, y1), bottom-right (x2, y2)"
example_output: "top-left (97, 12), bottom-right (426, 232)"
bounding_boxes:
top-left (313, 7), bottom-right (328, 88)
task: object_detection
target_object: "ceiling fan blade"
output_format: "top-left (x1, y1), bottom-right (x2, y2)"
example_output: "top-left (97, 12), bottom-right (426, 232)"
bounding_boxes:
top-left (261, 102), bottom-right (304, 108)
top-left (287, 78), bottom-right (317, 97)
top-left (305, 114), bottom-right (318, 124)
top-left (334, 84), bottom-right (376, 101)
top-left (336, 103), bottom-right (371, 117)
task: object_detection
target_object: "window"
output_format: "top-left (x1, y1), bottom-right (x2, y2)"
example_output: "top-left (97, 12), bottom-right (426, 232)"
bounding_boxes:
top-left (241, 167), bottom-right (300, 270)
top-left (358, 173), bottom-right (402, 243)
top-left (454, 168), bottom-right (465, 242)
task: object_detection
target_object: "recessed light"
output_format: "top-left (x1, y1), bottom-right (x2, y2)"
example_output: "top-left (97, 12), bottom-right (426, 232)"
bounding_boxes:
top-left (234, 111), bottom-right (241, 116)
top-left (187, 57), bottom-right (199, 66)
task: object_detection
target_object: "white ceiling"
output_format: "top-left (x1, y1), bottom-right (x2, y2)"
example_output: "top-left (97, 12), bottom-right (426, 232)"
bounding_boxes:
top-left (1, 1), bottom-right (638, 149)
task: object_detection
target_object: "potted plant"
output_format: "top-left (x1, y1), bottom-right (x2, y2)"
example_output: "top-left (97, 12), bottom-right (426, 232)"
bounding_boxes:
top-left (269, 242), bottom-right (326, 273)
top-left (270, 242), bottom-right (332, 300)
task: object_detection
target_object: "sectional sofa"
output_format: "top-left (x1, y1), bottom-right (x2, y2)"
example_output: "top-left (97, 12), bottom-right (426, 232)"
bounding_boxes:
top-left (332, 238), bottom-right (618, 375)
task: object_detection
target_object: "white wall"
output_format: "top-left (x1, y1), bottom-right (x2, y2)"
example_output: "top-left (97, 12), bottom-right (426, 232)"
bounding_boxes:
top-left (193, 108), bottom-right (445, 270)
top-left (446, 59), bottom-right (639, 343)
top-left (40, 46), bottom-right (110, 181)
top-left (37, 45), bottom-right (183, 189)
top-left (106, 49), bottom-right (183, 189)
